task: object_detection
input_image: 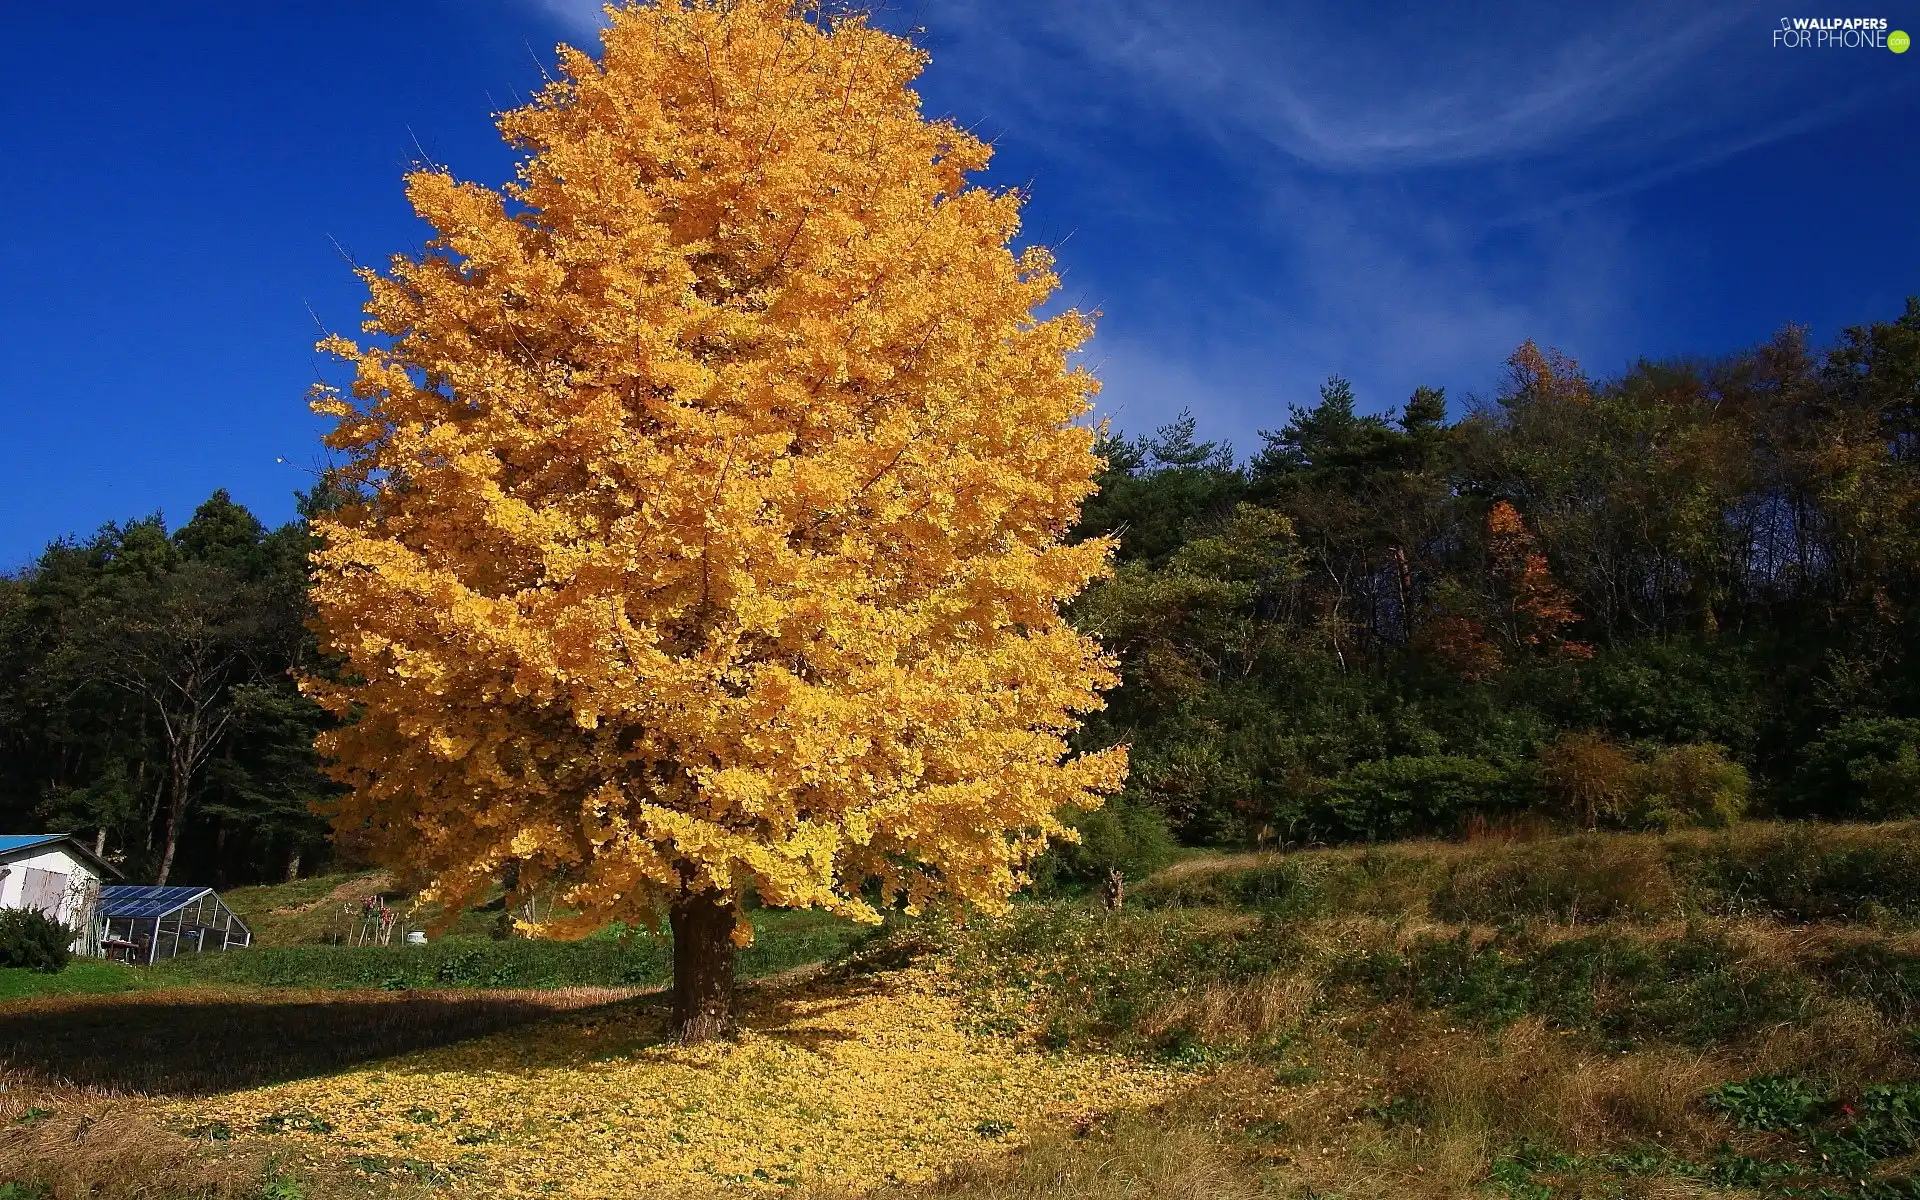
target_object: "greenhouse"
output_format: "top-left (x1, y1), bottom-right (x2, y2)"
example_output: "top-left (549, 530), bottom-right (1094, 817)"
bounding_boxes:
top-left (97, 885), bottom-right (251, 964)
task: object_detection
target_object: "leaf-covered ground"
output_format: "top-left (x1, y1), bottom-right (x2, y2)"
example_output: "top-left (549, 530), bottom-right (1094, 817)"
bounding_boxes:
top-left (159, 964), bottom-right (1179, 1197)
top-left (17, 825), bottom-right (1920, 1200)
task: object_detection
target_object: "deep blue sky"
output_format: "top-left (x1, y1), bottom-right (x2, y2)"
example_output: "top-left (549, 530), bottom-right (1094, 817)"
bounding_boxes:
top-left (2, 2), bottom-right (1917, 568)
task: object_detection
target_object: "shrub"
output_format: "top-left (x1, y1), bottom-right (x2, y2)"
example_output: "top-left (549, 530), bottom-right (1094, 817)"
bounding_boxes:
top-left (1862, 743), bottom-right (1920, 818)
top-left (1030, 795), bottom-right (1178, 894)
top-left (1573, 637), bottom-right (1763, 754)
top-left (0, 908), bottom-right (74, 973)
top-left (1318, 755), bottom-right (1513, 841)
top-left (1537, 732), bottom-right (1636, 829)
top-left (1631, 743), bottom-right (1749, 829)
top-left (1791, 717), bottom-right (1920, 819)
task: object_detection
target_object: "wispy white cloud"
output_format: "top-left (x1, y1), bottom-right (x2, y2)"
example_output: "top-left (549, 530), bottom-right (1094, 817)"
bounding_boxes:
top-left (506, 0), bottom-right (1916, 449)
top-left (900, 0), bottom-right (1915, 438)
top-left (529, 0), bottom-right (605, 38)
top-left (919, 0), bottom-right (1899, 177)
top-left (1028, 2), bottom-right (1753, 170)
top-left (1080, 177), bottom-right (1641, 439)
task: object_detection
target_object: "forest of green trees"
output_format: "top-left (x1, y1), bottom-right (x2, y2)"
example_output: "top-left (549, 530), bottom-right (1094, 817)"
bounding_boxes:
top-left (6, 298), bottom-right (1919, 888)
top-left (0, 489), bottom-right (339, 886)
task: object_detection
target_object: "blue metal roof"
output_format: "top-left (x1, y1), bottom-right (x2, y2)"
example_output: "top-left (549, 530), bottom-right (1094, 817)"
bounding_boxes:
top-left (98, 885), bottom-right (214, 919)
top-left (0, 833), bottom-right (69, 854)
top-left (0, 832), bottom-right (125, 878)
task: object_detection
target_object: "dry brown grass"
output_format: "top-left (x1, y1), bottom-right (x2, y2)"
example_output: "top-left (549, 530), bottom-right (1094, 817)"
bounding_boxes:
top-left (1375, 1016), bottom-right (1724, 1153)
top-left (0, 1063), bottom-right (442, 1200)
top-left (857, 1077), bottom-right (1272, 1200)
top-left (1133, 971), bottom-right (1322, 1049)
top-left (1150, 1009), bottom-right (1739, 1200)
top-left (1, 1084), bottom-right (372, 1200)
top-left (263, 870), bottom-right (395, 917)
top-left (1748, 996), bottom-right (1914, 1083)
top-left (1435, 834), bottom-right (1684, 924)
top-left (1146, 851), bottom-right (1276, 884)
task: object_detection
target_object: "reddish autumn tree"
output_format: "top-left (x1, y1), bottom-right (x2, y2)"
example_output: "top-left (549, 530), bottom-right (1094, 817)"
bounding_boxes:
top-left (1487, 501), bottom-right (1592, 662)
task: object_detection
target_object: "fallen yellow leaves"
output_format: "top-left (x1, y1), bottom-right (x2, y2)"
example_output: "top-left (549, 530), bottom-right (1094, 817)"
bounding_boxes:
top-left (166, 967), bottom-right (1180, 1196)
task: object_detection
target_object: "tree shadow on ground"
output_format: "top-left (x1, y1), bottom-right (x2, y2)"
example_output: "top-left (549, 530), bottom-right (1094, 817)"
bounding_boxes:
top-left (3, 940), bottom-right (933, 1095)
top-left (390, 962), bottom-right (896, 1071)
top-left (0, 987), bottom-right (647, 1097)
top-left (738, 967), bottom-right (891, 1056)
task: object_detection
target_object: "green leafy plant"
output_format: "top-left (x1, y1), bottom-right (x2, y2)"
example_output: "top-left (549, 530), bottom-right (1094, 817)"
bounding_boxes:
top-left (254, 1172), bottom-right (306, 1200)
top-left (1792, 718), bottom-right (1920, 820)
top-left (1319, 755), bottom-right (1514, 841)
top-left (0, 907), bottom-right (73, 973)
top-left (1632, 743), bottom-right (1749, 829)
top-left (1029, 794), bottom-right (1177, 895)
top-left (1706, 1075), bottom-right (1823, 1132)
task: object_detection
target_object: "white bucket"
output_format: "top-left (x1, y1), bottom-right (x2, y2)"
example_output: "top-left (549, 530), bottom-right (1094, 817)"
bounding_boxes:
top-left (404, 930), bottom-right (428, 946)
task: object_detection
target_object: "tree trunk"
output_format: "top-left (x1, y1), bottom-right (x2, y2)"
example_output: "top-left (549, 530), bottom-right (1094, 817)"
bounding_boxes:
top-left (138, 754), bottom-right (159, 853)
top-left (155, 748), bottom-right (191, 886)
top-left (670, 891), bottom-right (736, 1044)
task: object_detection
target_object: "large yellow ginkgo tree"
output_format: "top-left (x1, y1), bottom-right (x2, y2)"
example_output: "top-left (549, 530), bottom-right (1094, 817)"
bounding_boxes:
top-left (305, 0), bottom-right (1126, 1041)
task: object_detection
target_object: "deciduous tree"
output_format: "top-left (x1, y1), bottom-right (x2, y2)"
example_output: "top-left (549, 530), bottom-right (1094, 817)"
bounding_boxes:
top-left (306, 0), bottom-right (1124, 1041)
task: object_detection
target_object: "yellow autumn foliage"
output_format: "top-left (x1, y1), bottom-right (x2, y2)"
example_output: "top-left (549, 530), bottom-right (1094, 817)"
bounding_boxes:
top-left (167, 966), bottom-right (1179, 1196)
top-left (305, 0), bottom-right (1125, 938)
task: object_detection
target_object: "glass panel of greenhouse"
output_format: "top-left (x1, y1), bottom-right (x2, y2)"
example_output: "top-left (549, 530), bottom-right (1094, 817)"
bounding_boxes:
top-left (97, 885), bottom-right (252, 964)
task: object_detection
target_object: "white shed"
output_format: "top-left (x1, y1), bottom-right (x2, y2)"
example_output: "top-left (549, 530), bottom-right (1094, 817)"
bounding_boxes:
top-left (0, 832), bottom-right (123, 956)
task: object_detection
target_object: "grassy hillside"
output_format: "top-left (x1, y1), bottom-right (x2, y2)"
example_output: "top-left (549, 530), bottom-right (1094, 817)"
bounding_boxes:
top-left (7, 822), bottom-right (1920, 1198)
top-left (924, 821), bottom-right (1920, 1199)
top-left (219, 870), bottom-right (521, 947)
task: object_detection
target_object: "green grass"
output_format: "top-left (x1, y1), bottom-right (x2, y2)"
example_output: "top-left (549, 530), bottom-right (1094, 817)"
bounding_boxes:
top-left (0, 958), bottom-right (155, 1002)
top-left (941, 904), bottom-right (1862, 1057)
top-left (1335, 926), bottom-right (1819, 1047)
top-left (0, 907), bottom-right (869, 1002)
top-left (149, 906), bottom-right (865, 991)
